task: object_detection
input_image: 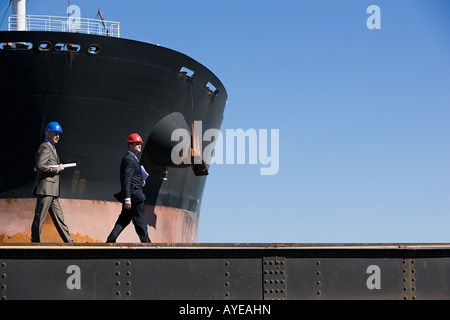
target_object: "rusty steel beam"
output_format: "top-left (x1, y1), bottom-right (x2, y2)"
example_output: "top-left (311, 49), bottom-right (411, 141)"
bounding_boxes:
top-left (1, 243), bottom-right (450, 300)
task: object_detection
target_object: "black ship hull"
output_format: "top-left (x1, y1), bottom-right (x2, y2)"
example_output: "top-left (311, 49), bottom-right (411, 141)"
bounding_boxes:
top-left (0, 31), bottom-right (227, 242)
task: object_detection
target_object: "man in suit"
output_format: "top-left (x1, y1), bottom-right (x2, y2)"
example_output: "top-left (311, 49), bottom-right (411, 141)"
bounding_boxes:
top-left (31, 121), bottom-right (74, 243)
top-left (106, 133), bottom-right (151, 243)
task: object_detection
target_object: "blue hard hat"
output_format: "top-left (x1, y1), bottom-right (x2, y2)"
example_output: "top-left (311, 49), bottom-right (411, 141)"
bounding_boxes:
top-left (45, 121), bottom-right (63, 133)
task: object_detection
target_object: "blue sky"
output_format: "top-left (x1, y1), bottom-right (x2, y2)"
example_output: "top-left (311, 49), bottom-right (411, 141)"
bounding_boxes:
top-left (2, 0), bottom-right (449, 243)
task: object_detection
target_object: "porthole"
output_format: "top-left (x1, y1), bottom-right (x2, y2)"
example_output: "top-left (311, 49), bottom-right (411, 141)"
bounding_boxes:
top-left (86, 44), bottom-right (100, 56)
top-left (0, 42), bottom-right (33, 50)
top-left (206, 81), bottom-right (218, 95)
top-left (179, 66), bottom-right (194, 78)
top-left (55, 43), bottom-right (81, 52)
top-left (37, 41), bottom-right (52, 52)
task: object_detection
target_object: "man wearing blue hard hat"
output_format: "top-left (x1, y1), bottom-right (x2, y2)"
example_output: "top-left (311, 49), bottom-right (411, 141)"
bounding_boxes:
top-left (31, 121), bottom-right (74, 243)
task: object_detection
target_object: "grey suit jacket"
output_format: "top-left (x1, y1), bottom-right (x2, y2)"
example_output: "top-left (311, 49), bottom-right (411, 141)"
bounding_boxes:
top-left (32, 141), bottom-right (61, 197)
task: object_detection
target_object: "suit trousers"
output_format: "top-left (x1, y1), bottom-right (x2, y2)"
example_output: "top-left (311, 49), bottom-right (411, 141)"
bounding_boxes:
top-left (106, 201), bottom-right (151, 243)
top-left (31, 195), bottom-right (74, 243)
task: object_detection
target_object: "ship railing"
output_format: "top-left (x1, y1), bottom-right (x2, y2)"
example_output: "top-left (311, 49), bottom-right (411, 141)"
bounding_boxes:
top-left (8, 15), bottom-right (120, 38)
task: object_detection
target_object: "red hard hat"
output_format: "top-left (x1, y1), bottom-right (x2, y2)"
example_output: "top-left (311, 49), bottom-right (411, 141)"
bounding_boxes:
top-left (127, 133), bottom-right (144, 144)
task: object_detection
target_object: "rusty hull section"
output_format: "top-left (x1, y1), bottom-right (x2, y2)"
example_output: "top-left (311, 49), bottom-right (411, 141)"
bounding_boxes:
top-left (0, 198), bottom-right (198, 243)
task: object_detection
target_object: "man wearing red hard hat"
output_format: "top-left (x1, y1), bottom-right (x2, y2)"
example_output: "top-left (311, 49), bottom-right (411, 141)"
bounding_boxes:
top-left (107, 133), bottom-right (151, 243)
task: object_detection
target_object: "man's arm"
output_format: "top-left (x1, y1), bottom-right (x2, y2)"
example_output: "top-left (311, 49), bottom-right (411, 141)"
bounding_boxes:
top-left (121, 156), bottom-right (134, 209)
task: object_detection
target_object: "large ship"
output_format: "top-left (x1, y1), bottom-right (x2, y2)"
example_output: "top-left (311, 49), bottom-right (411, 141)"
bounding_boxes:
top-left (0, 1), bottom-right (227, 243)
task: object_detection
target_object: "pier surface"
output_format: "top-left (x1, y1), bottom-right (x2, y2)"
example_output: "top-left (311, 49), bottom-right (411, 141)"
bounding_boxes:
top-left (1, 243), bottom-right (450, 300)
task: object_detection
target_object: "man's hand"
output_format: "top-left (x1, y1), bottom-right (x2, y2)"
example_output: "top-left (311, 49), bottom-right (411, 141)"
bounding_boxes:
top-left (142, 180), bottom-right (146, 187)
top-left (124, 200), bottom-right (131, 210)
top-left (58, 164), bottom-right (65, 172)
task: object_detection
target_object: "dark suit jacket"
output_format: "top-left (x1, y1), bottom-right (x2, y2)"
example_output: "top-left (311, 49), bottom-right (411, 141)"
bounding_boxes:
top-left (116, 152), bottom-right (145, 204)
top-left (32, 141), bottom-right (61, 197)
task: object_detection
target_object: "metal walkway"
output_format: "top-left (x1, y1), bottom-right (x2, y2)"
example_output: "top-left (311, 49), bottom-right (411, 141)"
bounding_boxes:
top-left (1, 243), bottom-right (450, 300)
